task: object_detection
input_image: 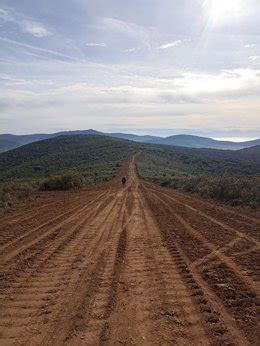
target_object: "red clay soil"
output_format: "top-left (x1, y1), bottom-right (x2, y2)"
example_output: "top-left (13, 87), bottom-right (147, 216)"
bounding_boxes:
top-left (0, 155), bottom-right (259, 345)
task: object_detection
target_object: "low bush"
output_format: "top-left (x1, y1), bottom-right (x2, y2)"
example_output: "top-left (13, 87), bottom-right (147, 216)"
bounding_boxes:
top-left (39, 173), bottom-right (85, 191)
top-left (137, 149), bottom-right (260, 208)
top-left (0, 182), bottom-right (33, 209)
top-left (158, 175), bottom-right (260, 208)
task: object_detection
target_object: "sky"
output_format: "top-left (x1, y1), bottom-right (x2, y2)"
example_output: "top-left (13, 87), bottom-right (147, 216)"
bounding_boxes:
top-left (0, 0), bottom-right (260, 139)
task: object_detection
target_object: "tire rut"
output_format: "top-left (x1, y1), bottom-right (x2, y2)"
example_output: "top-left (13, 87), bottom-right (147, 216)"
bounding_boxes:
top-left (0, 154), bottom-right (258, 346)
top-left (144, 185), bottom-right (258, 344)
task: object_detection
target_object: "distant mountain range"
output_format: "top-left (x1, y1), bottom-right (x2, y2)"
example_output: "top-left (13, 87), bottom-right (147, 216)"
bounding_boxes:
top-left (0, 129), bottom-right (259, 153)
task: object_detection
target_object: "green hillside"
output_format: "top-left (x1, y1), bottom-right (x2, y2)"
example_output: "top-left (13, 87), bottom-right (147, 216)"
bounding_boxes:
top-left (137, 145), bottom-right (260, 178)
top-left (1, 135), bottom-right (259, 209)
top-left (0, 135), bottom-right (139, 209)
top-left (0, 135), bottom-right (138, 182)
top-left (137, 145), bottom-right (260, 207)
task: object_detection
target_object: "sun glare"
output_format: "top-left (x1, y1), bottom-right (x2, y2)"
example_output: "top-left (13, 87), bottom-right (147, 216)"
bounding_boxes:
top-left (204, 0), bottom-right (243, 25)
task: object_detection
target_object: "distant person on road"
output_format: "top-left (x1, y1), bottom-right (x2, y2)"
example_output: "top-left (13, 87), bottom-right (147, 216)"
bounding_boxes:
top-left (121, 177), bottom-right (126, 186)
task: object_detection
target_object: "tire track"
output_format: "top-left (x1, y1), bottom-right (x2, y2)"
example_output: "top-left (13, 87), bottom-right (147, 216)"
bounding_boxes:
top-left (144, 186), bottom-right (258, 344)
top-left (143, 183), bottom-right (259, 245)
top-left (0, 190), bottom-right (124, 344)
top-left (0, 190), bottom-right (98, 246)
top-left (0, 190), bottom-right (109, 264)
top-left (0, 154), bottom-right (258, 345)
top-left (42, 191), bottom-right (128, 345)
top-left (147, 189), bottom-right (257, 292)
top-left (143, 181), bottom-right (260, 239)
top-left (0, 189), bottom-right (117, 292)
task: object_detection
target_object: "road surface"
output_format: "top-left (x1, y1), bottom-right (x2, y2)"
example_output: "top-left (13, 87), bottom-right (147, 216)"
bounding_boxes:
top-left (0, 155), bottom-right (259, 345)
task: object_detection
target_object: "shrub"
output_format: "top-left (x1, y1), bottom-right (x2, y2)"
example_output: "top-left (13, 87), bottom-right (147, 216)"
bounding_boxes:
top-left (0, 182), bottom-right (33, 209)
top-left (160, 180), bottom-right (171, 187)
top-left (158, 175), bottom-right (260, 208)
top-left (39, 173), bottom-right (85, 191)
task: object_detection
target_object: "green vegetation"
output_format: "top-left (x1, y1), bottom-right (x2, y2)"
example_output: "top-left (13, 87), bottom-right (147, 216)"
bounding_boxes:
top-left (1, 134), bottom-right (259, 210)
top-left (158, 175), bottom-right (260, 208)
top-left (39, 173), bottom-right (85, 191)
top-left (0, 182), bottom-right (33, 211)
top-left (0, 135), bottom-right (139, 210)
top-left (138, 146), bottom-right (260, 177)
top-left (0, 135), bottom-right (138, 182)
top-left (137, 146), bottom-right (260, 207)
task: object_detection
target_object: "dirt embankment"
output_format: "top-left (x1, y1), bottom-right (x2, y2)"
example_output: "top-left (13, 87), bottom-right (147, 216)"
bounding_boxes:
top-left (0, 154), bottom-right (259, 345)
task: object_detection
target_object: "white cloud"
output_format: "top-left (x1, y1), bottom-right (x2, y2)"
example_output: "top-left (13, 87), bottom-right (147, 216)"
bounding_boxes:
top-left (249, 56), bottom-right (260, 64)
top-left (1, 64), bottom-right (259, 134)
top-left (21, 20), bottom-right (52, 37)
top-left (159, 40), bottom-right (182, 49)
top-left (1, 2), bottom-right (260, 135)
top-left (176, 68), bottom-right (260, 99)
top-left (0, 8), bottom-right (14, 22)
top-left (1, 64), bottom-right (259, 107)
top-left (0, 8), bottom-right (51, 38)
top-left (0, 37), bottom-right (84, 62)
top-left (123, 47), bottom-right (140, 53)
top-left (97, 17), bottom-right (152, 47)
top-left (86, 42), bottom-right (107, 47)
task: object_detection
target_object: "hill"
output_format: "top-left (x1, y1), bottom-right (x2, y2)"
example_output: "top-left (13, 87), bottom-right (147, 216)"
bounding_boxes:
top-left (1, 135), bottom-right (259, 184)
top-left (138, 144), bottom-right (260, 178)
top-left (0, 130), bottom-right (103, 153)
top-left (0, 130), bottom-right (158, 152)
top-left (1, 135), bottom-right (259, 209)
top-left (148, 134), bottom-right (260, 150)
top-left (137, 144), bottom-right (260, 207)
top-left (0, 135), bottom-right (138, 182)
top-left (1, 130), bottom-right (259, 153)
top-left (108, 132), bottom-right (159, 143)
top-left (153, 144), bottom-right (260, 162)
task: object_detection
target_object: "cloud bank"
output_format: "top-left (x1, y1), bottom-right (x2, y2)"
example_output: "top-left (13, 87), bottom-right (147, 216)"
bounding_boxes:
top-left (0, 0), bottom-right (259, 137)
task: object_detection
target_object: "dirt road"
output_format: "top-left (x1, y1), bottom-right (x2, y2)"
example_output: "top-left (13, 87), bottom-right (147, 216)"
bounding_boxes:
top-left (0, 155), bottom-right (259, 345)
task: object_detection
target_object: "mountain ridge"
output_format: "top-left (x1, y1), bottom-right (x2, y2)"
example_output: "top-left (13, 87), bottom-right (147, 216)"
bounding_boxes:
top-left (0, 129), bottom-right (259, 153)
